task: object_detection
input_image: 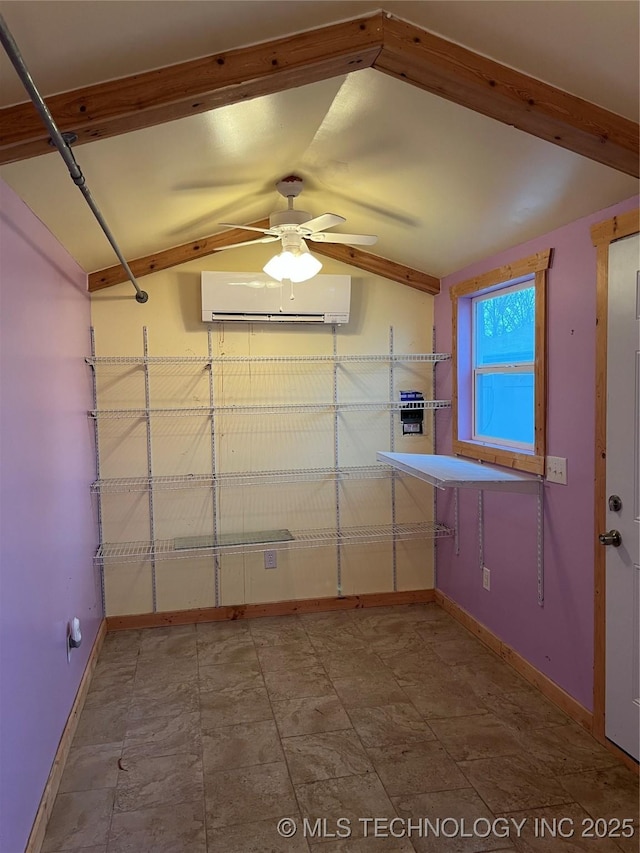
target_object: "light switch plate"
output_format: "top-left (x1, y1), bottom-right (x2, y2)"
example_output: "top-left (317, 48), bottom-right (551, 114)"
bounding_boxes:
top-left (482, 566), bottom-right (490, 591)
top-left (546, 455), bottom-right (568, 484)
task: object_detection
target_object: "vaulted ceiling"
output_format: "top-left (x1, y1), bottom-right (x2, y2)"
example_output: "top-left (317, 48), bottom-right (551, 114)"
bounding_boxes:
top-left (0, 1), bottom-right (637, 296)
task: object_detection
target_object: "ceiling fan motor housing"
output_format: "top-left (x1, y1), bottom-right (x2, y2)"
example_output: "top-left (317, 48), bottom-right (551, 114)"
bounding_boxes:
top-left (269, 209), bottom-right (312, 230)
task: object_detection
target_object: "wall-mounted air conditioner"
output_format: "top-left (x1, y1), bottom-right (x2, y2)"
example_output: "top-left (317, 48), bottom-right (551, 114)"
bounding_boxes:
top-left (201, 272), bottom-right (351, 324)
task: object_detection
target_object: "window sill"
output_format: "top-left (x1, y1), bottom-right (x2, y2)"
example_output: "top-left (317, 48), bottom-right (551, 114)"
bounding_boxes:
top-left (452, 438), bottom-right (544, 475)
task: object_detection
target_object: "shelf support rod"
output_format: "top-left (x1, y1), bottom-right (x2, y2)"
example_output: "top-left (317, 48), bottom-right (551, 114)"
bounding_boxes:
top-left (454, 487), bottom-right (460, 555)
top-left (89, 327), bottom-right (106, 616)
top-left (537, 479), bottom-right (544, 606)
top-left (478, 489), bottom-right (484, 574)
top-left (333, 326), bottom-right (342, 596)
top-left (143, 327), bottom-right (158, 612)
top-left (389, 325), bottom-right (398, 591)
top-left (208, 329), bottom-right (221, 607)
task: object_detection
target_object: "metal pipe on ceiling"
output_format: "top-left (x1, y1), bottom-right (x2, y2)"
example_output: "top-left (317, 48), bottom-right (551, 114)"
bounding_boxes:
top-left (0, 14), bottom-right (148, 303)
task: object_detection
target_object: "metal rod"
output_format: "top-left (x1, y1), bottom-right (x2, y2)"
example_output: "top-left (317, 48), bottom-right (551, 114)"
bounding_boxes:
top-left (0, 14), bottom-right (148, 303)
top-left (537, 480), bottom-right (544, 606)
top-left (389, 325), bottom-right (397, 591)
top-left (89, 327), bottom-right (106, 617)
top-left (143, 328), bottom-right (157, 612)
top-left (333, 326), bottom-right (342, 596)
top-left (208, 329), bottom-right (221, 608)
top-left (478, 489), bottom-right (484, 573)
top-left (454, 487), bottom-right (460, 555)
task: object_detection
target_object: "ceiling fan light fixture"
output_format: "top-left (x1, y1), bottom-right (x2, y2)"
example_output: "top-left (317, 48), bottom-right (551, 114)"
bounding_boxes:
top-left (262, 236), bottom-right (322, 283)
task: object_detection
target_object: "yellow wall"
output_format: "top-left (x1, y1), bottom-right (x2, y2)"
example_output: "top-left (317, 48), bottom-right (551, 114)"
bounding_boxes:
top-left (90, 251), bottom-right (437, 616)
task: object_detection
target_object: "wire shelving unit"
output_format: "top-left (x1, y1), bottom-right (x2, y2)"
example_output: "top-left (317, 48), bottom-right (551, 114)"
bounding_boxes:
top-left (88, 327), bottom-right (453, 611)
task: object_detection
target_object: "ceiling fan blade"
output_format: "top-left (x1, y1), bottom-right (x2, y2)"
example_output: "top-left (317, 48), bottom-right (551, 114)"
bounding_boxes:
top-left (299, 213), bottom-right (346, 232)
top-left (308, 232), bottom-right (378, 246)
top-left (216, 236), bottom-right (280, 251)
top-left (219, 222), bottom-right (275, 235)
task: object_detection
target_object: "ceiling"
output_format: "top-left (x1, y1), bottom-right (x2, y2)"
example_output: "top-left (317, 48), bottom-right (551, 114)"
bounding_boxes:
top-left (0, 1), bottom-right (638, 285)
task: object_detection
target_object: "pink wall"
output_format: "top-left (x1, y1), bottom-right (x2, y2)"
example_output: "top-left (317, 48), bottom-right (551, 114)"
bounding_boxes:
top-left (0, 181), bottom-right (100, 853)
top-left (435, 194), bottom-right (639, 711)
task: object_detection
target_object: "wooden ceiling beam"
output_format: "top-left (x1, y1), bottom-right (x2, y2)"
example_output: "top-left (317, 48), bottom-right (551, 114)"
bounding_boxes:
top-left (310, 242), bottom-right (439, 294)
top-left (89, 220), bottom-right (271, 291)
top-left (1, 11), bottom-right (637, 175)
top-left (88, 221), bottom-right (440, 295)
top-left (0, 14), bottom-right (384, 164)
top-left (376, 17), bottom-right (639, 178)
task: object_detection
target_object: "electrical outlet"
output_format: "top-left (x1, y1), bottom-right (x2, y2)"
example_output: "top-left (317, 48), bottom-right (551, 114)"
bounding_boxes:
top-left (264, 550), bottom-right (277, 569)
top-left (546, 455), bottom-right (568, 485)
top-left (482, 566), bottom-right (491, 591)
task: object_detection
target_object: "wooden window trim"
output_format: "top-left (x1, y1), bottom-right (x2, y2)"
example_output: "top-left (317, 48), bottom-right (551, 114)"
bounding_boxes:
top-left (451, 250), bottom-right (551, 475)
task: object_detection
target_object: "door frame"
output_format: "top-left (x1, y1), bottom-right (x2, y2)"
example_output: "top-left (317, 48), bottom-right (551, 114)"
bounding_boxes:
top-left (591, 208), bottom-right (640, 748)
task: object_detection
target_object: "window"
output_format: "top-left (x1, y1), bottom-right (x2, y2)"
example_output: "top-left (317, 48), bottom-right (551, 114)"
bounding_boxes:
top-left (450, 250), bottom-right (550, 474)
top-left (473, 282), bottom-right (535, 449)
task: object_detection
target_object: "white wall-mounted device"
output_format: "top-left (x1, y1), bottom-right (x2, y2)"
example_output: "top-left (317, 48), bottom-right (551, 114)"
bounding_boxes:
top-left (67, 617), bottom-right (82, 662)
top-left (201, 272), bottom-right (351, 324)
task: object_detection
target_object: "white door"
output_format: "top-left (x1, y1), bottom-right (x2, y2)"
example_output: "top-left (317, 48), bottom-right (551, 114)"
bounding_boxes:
top-left (605, 232), bottom-right (640, 760)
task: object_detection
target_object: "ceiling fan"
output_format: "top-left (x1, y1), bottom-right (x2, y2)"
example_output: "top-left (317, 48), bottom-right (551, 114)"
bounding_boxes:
top-left (217, 175), bottom-right (378, 282)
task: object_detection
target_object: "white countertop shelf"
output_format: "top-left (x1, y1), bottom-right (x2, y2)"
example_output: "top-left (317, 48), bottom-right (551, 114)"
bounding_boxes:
top-left (376, 452), bottom-right (541, 494)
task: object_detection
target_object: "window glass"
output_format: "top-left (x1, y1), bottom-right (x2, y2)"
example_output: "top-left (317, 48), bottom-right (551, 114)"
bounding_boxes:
top-left (474, 372), bottom-right (534, 445)
top-left (474, 286), bottom-right (535, 366)
top-left (472, 283), bottom-right (535, 449)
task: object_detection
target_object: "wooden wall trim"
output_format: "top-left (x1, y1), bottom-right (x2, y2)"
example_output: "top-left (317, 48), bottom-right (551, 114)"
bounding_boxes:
top-left (590, 207), bottom-right (639, 746)
top-left (436, 590), bottom-right (638, 773)
top-left (591, 209), bottom-right (640, 246)
top-left (450, 249), bottom-right (552, 299)
top-left (88, 222), bottom-right (441, 293)
top-left (25, 620), bottom-right (107, 853)
top-left (593, 239), bottom-right (610, 741)
top-left (449, 253), bottom-right (549, 476)
top-left (105, 589), bottom-right (436, 630)
top-left (450, 297), bottom-right (459, 451)
top-left (376, 18), bottom-right (639, 178)
top-left (451, 439), bottom-right (545, 475)
top-left (434, 591), bottom-right (593, 729)
top-left (533, 268), bottom-right (548, 460)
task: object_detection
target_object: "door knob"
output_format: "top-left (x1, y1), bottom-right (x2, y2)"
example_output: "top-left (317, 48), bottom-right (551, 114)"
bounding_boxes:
top-left (599, 530), bottom-right (622, 547)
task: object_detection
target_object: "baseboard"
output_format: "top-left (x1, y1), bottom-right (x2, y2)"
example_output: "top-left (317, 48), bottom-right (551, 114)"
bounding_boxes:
top-left (434, 591), bottom-right (594, 732)
top-left (436, 591), bottom-right (639, 774)
top-left (106, 589), bottom-right (436, 630)
top-left (25, 619), bottom-right (107, 853)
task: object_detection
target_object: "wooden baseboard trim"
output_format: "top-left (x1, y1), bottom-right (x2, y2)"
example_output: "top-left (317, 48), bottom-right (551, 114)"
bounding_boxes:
top-left (436, 591), bottom-right (638, 773)
top-left (106, 589), bottom-right (436, 631)
top-left (25, 619), bottom-right (107, 853)
top-left (435, 591), bottom-right (593, 731)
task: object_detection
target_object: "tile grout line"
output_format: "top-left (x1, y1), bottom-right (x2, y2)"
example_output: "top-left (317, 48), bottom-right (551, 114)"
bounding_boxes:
top-left (254, 615), bottom-right (312, 851)
top-left (196, 624), bottom-right (211, 853)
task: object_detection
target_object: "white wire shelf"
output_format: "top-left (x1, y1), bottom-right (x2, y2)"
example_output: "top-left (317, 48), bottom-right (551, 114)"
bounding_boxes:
top-left (95, 521), bottom-right (453, 564)
top-left (91, 465), bottom-right (407, 493)
top-left (86, 353), bottom-right (451, 366)
top-left (89, 400), bottom-right (451, 418)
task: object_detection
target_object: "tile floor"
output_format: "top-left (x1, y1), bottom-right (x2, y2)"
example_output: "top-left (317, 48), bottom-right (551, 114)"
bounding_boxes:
top-left (42, 604), bottom-right (639, 852)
